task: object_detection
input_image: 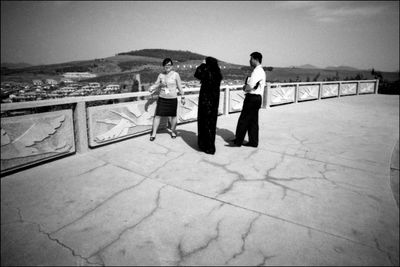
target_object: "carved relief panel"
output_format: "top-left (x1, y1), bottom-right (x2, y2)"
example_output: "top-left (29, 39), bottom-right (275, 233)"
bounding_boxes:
top-left (298, 85), bottom-right (320, 101)
top-left (87, 99), bottom-right (157, 147)
top-left (270, 86), bottom-right (295, 105)
top-left (322, 84), bottom-right (339, 98)
top-left (229, 89), bottom-right (245, 112)
top-left (340, 83), bottom-right (357, 95)
top-left (359, 82), bottom-right (375, 94)
top-left (178, 93), bottom-right (224, 123)
top-left (1, 110), bottom-right (75, 173)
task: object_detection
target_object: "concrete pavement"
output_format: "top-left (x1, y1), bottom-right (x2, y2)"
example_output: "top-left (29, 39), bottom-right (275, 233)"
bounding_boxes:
top-left (1, 94), bottom-right (399, 266)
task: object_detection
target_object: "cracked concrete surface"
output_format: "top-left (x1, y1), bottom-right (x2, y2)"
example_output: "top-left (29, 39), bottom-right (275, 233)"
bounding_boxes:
top-left (1, 94), bottom-right (399, 266)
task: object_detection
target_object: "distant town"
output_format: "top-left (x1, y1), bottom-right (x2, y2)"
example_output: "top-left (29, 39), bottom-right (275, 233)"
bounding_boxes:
top-left (0, 71), bottom-right (244, 103)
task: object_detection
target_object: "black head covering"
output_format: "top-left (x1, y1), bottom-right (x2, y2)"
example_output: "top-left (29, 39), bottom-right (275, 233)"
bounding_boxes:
top-left (205, 57), bottom-right (222, 82)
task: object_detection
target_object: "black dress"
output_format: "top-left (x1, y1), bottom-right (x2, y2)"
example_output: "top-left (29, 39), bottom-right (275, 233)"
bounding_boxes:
top-left (194, 64), bottom-right (222, 154)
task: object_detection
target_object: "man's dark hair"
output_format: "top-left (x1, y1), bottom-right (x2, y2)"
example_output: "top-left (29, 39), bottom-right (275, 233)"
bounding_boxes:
top-left (250, 52), bottom-right (262, 64)
top-left (162, 58), bottom-right (173, 66)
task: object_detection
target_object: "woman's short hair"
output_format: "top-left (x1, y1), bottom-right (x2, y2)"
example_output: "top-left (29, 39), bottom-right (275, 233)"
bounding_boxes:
top-left (162, 58), bottom-right (173, 66)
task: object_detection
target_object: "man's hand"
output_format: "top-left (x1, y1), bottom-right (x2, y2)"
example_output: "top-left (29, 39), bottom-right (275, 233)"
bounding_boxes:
top-left (243, 84), bottom-right (252, 92)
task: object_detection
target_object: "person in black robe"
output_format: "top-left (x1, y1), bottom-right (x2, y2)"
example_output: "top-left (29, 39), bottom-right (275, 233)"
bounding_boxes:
top-left (194, 57), bottom-right (223, 154)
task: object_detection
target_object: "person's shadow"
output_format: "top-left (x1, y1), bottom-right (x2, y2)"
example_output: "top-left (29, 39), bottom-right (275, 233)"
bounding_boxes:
top-left (179, 127), bottom-right (235, 152)
top-left (178, 129), bottom-right (201, 151)
top-left (216, 127), bottom-right (235, 144)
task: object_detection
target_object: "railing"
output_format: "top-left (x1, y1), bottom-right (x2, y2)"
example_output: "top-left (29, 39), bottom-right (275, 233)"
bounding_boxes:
top-left (0, 80), bottom-right (378, 174)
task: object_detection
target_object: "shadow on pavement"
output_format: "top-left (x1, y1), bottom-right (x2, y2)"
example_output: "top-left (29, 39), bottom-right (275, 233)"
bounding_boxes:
top-left (178, 129), bottom-right (201, 152)
top-left (216, 127), bottom-right (235, 143)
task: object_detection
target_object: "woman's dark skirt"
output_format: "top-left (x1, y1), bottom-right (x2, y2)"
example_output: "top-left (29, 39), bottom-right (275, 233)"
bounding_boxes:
top-left (155, 97), bottom-right (178, 116)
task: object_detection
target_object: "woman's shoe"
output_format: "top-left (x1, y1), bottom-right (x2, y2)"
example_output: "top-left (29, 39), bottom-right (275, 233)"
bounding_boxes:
top-left (150, 135), bottom-right (156, 141)
top-left (171, 131), bottom-right (177, 139)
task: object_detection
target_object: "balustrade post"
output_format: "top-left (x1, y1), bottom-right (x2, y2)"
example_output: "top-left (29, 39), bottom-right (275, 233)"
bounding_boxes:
top-left (375, 79), bottom-right (379, 94)
top-left (73, 101), bottom-right (89, 153)
top-left (318, 82), bottom-right (322, 100)
top-left (224, 87), bottom-right (230, 115)
top-left (294, 83), bottom-right (299, 103)
top-left (356, 81), bottom-right (360, 95)
top-left (264, 83), bottom-right (271, 108)
top-left (262, 84), bottom-right (268, 108)
top-left (338, 82), bottom-right (342, 97)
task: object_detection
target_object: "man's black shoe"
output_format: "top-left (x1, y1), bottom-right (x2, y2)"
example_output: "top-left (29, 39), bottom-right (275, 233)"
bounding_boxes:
top-left (225, 142), bottom-right (241, 147)
top-left (243, 142), bottom-right (257, 147)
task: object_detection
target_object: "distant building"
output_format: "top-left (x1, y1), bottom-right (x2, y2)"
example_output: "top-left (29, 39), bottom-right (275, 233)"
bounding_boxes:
top-left (32, 79), bottom-right (43, 85)
top-left (54, 86), bottom-right (76, 95)
top-left (88, 82), bottom-right (101, 88)
top-left (45, 79), bottom-right (58, 85)
top-left (60, 78), bottom-right (74, 84)
top-left (104, 84), bottom-right (120, 93)
top-left (62, 72), bottom-right (97, 80)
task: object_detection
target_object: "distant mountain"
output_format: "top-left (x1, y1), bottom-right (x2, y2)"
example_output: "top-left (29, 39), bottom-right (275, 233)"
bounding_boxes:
top-left (3, 49), bottom-right (397, 84)
top-left (325, 65), bottom-right (359, 71)
top-left (297, 64), bottom-right (318, 69)
top-left (1, 62), bottom-right (32, 69)
top-left (117, 49), bottom-right (207, 62)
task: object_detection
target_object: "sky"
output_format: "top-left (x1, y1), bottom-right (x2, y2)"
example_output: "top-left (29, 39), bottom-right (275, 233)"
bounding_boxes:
top-left (1, 1), bottom-right (399, 71)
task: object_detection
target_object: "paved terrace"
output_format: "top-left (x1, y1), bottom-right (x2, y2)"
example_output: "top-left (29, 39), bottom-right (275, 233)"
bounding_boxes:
top-left (1, 94), bottom-right (399, 266)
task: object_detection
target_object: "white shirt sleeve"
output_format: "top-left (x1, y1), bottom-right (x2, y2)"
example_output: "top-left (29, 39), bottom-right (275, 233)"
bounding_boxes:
top-left (248, 67), bottom-right (265, 90)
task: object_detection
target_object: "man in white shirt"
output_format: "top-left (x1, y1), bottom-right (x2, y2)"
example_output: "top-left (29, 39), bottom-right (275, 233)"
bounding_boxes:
top-left (230, 52), bottom-right (266, 147)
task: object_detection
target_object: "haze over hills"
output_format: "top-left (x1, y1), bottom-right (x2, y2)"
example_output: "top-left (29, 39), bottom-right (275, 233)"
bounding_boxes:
top-left (325, 65), bottom-right (360, 71)
top-left (1, 62), bottom-right (32, 69)
top-left (296, 64), bottom-right (319, 69)
top-left (1, 49), bottom-right (398, 83)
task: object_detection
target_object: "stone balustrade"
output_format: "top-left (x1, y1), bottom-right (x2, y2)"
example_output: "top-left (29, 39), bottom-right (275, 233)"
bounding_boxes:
top-left (0, 80), bottom-right (378, 174)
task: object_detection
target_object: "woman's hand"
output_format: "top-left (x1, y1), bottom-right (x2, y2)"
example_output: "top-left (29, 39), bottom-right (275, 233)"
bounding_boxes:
top-left (148, 85), bottom-right (156, 93)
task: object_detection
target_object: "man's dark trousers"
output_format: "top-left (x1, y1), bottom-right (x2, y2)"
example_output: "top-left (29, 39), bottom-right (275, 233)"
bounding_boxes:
top-left (234, 94), bottom-right (262, 147)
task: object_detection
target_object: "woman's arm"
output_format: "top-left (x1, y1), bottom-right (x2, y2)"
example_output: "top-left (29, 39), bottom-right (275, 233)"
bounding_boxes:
top-left (175, 72), bottom-right (185, 105)
top-left (149, 74), bottom-right (161, 93)
top-left (175, 72), bottom-right (184, 96)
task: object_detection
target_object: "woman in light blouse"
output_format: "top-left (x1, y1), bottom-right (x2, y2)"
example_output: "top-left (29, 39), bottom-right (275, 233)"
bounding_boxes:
top-left (149, 58), bottom-right (185, 141)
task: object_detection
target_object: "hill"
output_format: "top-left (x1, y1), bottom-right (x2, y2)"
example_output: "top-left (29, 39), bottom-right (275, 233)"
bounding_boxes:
top-left (1, 49), bottom-right (398, 84)
top-left (297, 64), bottom-right (318, 69)
top-left (325, 65), bottom-right (359, 71)
top-left (117, 49), bottom-right (206, 62)
top-left (1, 62), bottom-right (32, 69)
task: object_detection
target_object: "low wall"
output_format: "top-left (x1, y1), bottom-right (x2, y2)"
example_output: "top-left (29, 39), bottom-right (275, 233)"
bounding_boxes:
top-left (0, 80), bottom-right (378, 174)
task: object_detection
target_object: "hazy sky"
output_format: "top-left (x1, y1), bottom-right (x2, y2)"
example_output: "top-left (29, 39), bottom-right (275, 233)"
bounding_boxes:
top-left (1, 1), bottom-right (399, 71)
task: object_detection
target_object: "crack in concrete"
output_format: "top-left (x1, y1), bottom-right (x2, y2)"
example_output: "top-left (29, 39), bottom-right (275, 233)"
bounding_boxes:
top-left (225, 214), bottom-right (261, 264)
top-left (89, 185), bottom-right (167, 260)
top-left (200, 158), bottom-right (245, 198)
top-left (374, 237), bottom-right (396, 266)
top-left (244, 149), bottom-right (260, 160)
top-left (258, 147), bottom-right (386, 176)
top-left (139, 176), bottom-right (398, 260)
top-left (266, 153), bottom-right (285, 177)
top-left (256, 251), bottom-right (277, 266)
top-left (2, 207), bottom-right (25, 226)
top-left (76, 162), bottom-right (109, 177)
top-left (13, 208), bottom-right (101, 266)
top-left (51, 177), bottom-right (147, 235)
top-left (203, 152), bottom-right (315, 199)
top-left (153, 141), bottom-right (177, 155)
top-left (149, 152), bottom-right (185, 176)
top-left (318, 163), bottom-right (384, 205)
top-left (206, 203), bottom-right (225, 217)
top-left (262, 175), bottom-right (315, 200)
top-left (291, 133), bottom-right (311, 158)
top-left (176, 219), bottom-right (223, 266)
